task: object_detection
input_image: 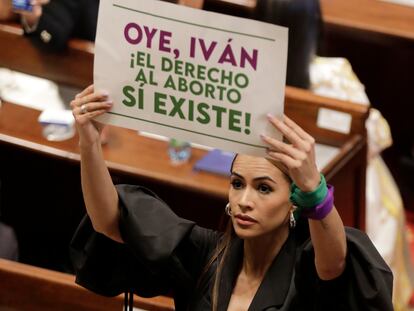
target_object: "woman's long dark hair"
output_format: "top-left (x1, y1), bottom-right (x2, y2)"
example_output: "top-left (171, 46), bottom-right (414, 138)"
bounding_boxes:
top-left (196, 217), bottom-right (235, 311)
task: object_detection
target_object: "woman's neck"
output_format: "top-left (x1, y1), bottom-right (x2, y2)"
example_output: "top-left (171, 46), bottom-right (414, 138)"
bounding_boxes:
top-left (242, 226), bottom-right (290, 278)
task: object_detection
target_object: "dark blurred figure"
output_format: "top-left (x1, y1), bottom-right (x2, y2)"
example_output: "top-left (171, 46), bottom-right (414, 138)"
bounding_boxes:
top-left (0, 180), bottom-right (19, 261)
top-left (27, 0), bottom-right (99, 51)
top-left (254, 0), bottom-right (321, 88)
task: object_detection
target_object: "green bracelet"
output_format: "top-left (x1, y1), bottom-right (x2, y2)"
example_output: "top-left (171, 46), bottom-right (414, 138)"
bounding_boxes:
top-left (289, 173), bottom-right (328, 208)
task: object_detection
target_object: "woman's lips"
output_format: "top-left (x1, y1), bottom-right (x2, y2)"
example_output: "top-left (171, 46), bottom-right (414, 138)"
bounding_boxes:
top-left (235, 214), bottom-right (257, 226)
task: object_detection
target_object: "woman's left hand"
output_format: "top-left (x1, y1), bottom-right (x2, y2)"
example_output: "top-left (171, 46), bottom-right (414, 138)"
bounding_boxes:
top-left (261, 114), bottom-right (320, 192)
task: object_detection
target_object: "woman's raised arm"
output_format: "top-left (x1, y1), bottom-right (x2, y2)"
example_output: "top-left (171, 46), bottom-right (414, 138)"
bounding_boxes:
top-left (70, 85), bottom-right (123, 243)
top-left (261, 114), bottom-right (347, 280)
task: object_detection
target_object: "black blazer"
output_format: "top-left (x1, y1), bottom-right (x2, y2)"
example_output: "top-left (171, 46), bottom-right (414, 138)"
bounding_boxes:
top-left (70, 184), bottom-right (393, 310)
top-left (26, 0), bottom-right (99, 51)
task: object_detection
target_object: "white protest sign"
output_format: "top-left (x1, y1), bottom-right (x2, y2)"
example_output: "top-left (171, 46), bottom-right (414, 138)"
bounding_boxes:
top-left (94, 0), bottom-right (288, 156)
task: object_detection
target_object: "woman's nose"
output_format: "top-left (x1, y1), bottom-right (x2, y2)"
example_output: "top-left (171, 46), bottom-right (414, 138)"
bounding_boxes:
top-left (238, 187), bottom-right (254, 210)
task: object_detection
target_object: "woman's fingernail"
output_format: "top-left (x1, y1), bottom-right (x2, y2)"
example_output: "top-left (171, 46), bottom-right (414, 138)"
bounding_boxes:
top-left (260, 134), bottom-right (269, 141)
top-left (266, 113), bottom-right (273, 119)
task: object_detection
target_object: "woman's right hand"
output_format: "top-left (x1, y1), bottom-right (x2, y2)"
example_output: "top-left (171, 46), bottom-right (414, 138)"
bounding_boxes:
top-left (70, 85), bottom-right (113, 148)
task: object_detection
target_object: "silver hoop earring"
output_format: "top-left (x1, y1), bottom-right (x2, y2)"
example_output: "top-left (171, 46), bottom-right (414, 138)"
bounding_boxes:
top-left (225, 203), bottom-right (232, 216)
top-left (289, 210), bottom-right (296, 229)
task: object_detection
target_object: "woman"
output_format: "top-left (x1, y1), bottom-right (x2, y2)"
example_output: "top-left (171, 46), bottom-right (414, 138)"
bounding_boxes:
top-left (70, 85), bottom-right (393, 310)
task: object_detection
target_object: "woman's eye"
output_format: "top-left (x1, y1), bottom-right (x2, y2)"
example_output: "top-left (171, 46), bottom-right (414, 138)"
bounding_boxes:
top-left (231, 179), bottom-right (243, 189)
top-left (258, 184), bottom-right (272, 194)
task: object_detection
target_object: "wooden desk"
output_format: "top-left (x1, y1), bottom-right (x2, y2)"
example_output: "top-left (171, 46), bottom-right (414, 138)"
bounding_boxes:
top-left (0, 258), bottom-right (174, 311)
top-left (0, 23), bottom-right (94, 88)
top-left (320, 0), bottom-right (414, 41)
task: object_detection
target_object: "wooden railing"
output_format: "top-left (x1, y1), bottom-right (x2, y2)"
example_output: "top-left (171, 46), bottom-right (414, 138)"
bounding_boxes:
top-left (0, 259), bottom-right (175, 311)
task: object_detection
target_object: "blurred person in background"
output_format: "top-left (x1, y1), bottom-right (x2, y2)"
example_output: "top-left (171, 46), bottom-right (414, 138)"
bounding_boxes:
top-left (0, 0), bottom-right (98, 50)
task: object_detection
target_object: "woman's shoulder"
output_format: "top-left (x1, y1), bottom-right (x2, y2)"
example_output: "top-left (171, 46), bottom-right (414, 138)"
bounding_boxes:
top-left (116, 184), bottom-right (222, 259)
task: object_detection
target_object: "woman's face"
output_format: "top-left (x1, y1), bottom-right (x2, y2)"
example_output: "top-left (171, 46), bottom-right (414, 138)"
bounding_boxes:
top-left (229, 155), bottom-right (291, 239)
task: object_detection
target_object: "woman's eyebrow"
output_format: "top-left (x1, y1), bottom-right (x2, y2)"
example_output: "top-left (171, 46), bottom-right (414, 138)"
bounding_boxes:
top-left (231, 172), bottom-right (243, 179)
top-left (253, 176), bottom-right (276, 184)
top-left (231, 172), bottom-right (276, 184)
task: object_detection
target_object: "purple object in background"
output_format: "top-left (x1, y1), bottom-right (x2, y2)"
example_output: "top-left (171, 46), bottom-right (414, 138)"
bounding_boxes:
top-left (12, 0), bottom-right (32, 11)
top-left (193, 149), bottom-right (235, 176)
